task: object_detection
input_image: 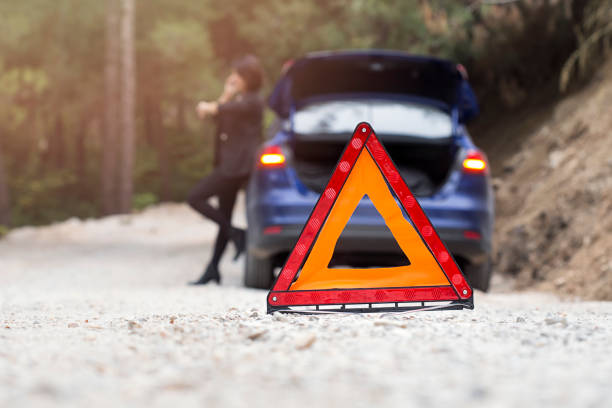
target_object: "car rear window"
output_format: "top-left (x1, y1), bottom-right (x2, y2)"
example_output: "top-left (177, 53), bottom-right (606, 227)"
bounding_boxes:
top-left (293, 99), bottom-right (452, 139)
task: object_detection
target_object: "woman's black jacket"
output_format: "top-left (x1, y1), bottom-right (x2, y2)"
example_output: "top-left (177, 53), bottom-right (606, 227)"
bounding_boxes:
top-left (213, 91), bottom-right (264, 178)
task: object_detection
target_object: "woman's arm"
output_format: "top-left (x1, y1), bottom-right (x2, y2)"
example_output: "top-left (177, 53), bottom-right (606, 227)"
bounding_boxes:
top-left (217, 94), bottom-right (261, 116)
top-left (196, 75), bottom-right (241, 119)
top-left (197, 93), bottom-right (261, 119)
top-left (196, 101), bottom-right (219, 118)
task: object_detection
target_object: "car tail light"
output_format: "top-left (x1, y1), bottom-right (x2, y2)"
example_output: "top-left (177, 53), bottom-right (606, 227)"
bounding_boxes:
top-left (260, 146), bottom-right (286, 167)
top-left (463, 230), bottom-right (481, 240)
top-left (462, 150), bottom-right (487, 174)
top-left (263, 226), bottom-right (282, 235)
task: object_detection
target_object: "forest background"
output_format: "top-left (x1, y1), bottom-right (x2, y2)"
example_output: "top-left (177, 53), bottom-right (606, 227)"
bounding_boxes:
top-left (0, 0), bottom-right (609, 229)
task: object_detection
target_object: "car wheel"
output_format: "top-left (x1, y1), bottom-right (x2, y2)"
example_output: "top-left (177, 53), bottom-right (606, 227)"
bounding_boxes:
top-left (465, 257), bottom-right (492, 292)
top-left (244, 252), bottom-right (274, 289)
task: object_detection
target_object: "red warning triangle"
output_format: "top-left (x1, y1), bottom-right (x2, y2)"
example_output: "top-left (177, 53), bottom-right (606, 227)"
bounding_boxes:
top-left (267, 122), bottom-right (473, 313)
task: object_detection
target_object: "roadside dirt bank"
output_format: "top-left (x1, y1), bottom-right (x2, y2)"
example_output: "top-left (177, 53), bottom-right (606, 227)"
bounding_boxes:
top-left (487, 59), bottom-right (612, 300)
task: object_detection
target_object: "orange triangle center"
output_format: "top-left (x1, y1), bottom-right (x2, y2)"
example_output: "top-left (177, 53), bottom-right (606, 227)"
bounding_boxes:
top-left (289, 149), bottom-right (450, 291)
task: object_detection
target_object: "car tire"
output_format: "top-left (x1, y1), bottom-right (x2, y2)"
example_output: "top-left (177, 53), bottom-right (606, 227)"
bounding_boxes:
top-left (244, 252), bottom-right (274, 289)
top-left (466, 257), bottom-right (492, 292)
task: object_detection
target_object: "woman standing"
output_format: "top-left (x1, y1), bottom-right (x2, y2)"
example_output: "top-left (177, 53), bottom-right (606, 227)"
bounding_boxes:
top-left (189, 55), bottom-right (264, 285)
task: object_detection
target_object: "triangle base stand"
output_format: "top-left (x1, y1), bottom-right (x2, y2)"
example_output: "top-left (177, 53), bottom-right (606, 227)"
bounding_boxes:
top-left (268, 299), bottom-right (474, 314)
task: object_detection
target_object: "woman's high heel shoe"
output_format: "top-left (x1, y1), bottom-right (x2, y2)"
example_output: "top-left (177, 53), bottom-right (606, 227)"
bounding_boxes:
top-left (230, 227), bottom-right (246, 261)
top-left (189, 263), bottom-right (221, 285)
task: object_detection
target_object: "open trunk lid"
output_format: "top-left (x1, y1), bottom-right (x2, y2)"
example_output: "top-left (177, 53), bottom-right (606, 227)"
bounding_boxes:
top-left (269, 51), bottom-right (478, 197)
top-left (269, 50), bottom-right (476, 118)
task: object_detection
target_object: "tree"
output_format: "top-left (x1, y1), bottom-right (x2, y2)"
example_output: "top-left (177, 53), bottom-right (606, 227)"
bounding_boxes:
top-left (102, 0), bottom-right (120, 215)
top-left (0, 141), bottom-right (9, 226)
top-left (118, 0), bottom-right (136, 213)
top-left (103, 0), bottom-right (136, 215)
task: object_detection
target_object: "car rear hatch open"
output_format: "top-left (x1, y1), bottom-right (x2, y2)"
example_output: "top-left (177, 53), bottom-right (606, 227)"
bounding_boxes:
top-left (268, 51), bottom-right (477, 196)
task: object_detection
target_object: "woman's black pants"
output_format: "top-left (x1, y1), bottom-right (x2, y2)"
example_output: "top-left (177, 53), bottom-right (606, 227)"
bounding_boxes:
top-left (187, 169), bottom-right (247, 267)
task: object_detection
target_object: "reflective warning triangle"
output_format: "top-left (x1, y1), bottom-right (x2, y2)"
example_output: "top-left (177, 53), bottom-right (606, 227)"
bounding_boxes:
top-left (267, 122), bottom-right (473, 313)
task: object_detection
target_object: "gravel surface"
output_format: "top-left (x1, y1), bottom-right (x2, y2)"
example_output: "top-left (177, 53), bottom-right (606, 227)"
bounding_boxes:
top-left (1, 202), bottom-right (611, 408)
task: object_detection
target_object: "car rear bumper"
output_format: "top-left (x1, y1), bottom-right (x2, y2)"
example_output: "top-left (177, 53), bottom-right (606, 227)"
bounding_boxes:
top-left (248, 223), bottom-right (490, 266)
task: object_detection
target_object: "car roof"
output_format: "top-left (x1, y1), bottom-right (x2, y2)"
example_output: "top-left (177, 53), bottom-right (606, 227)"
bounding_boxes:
top-left (296, 49), bottom-right (454, 65)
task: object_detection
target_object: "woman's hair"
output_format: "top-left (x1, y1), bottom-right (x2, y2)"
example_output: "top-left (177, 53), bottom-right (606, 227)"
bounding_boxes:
top-left (232, 54), bottom-right (264, 92)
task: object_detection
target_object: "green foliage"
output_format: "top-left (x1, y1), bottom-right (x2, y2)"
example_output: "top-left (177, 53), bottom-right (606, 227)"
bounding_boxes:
top-left (0, 66), bottom-right (49, 130)
top-left (133, 192), bottom-right (158, 211)
top-left (235, 0), bottom-right (470, 79)
top-left (0, 0), bottom-right (602, 227)
top-left (148, 18), bottom-right (218, 97)
top-left (9, 167), bottom-right (95, 226)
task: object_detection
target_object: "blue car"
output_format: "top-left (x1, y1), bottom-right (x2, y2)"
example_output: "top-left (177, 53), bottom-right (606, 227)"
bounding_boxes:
top-left (245, 50), bottom-right (494, 291)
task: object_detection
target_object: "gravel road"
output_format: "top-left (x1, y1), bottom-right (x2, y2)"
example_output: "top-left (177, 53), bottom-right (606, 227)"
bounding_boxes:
top-left (1, 202), bottom-right (611, 408)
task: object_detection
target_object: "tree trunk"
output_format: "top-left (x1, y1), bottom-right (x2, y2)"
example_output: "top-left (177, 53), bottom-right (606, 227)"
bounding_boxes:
top-left (150, 97), bottom-right (170, 201)
top-left (118, 0), bottom-right (136, 213)
top-left (76, 118), bottom-right (87, 197)
top-left (0, 141), bottom-right (10, 226)
top-left (158, 123), bottom-right (171, 201)
top-left (49, 115), bottom-right (66, 169)
top-left (177, 94), bottom-right (186, 134)
top-left (102, 0), bottom-right (120, 215)
top-left (144, 97), bottom-right (154, 146)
